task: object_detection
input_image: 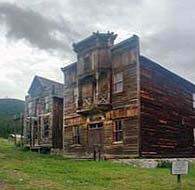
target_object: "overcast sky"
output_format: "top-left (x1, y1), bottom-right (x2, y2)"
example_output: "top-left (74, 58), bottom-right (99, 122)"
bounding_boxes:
top-left (0, 0), bottom-right (195, 100)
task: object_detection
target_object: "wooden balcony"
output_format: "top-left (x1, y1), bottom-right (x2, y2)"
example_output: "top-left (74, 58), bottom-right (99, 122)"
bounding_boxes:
top-left (76, 95), bottom-right (111, 114)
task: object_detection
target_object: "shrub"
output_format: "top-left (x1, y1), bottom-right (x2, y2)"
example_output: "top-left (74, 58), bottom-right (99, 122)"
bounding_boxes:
top-left (157, 160), bottom-right (172, 168)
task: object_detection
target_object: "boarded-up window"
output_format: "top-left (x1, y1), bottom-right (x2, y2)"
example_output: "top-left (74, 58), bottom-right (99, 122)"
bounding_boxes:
top-left (193, 94), bottom-right (195, 108)
top-left (113, 120), bottom-right (123, 142)
top-left (113, 72), bottom-right (123, 93)
top-left (72, 126), bottom-right (80, 144)
top-left (44, 118), bottom-right (49, 137)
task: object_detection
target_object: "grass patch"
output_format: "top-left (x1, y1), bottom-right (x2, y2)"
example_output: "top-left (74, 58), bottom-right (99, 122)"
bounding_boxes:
top-left (0, 138), bottom-right (195, 189)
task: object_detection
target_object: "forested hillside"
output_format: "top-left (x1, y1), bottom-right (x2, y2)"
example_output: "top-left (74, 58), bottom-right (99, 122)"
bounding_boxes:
top-left (0, 99), bottom-right (24, 138)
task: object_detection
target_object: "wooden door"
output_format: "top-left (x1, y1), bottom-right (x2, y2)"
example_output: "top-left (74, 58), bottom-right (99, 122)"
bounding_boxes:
top-left (88, 123), bottom-right (104, 149)
top-left (33, 121), bottom-right (38, 146)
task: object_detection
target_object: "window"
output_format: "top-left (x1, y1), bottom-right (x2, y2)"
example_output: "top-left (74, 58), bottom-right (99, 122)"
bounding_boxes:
top-left (113, 72), bottom-right (123, 93)
top-left (44, 96), bottom-right (49, 112)
top-left (28, 102), bottom-right (32, 115)
top-left (84, 56), bottom-right (91, 72)
top-left (193, 93), bottom-right (195, 109)
top-left (35, 98), bottom-right (40, 115)
top-left (89, 123), bottom-right (103, 129)
top-left (73, 127), bottom-right (80, 144)
top-left (33, 120), bottom-right (38, 139)
top-left (44, 118), bottom-right (49, 137)
top-left (113, 120), bottom-right (123, 142)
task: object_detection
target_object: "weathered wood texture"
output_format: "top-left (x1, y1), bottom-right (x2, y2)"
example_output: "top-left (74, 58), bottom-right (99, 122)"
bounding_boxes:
top-left (52, 97), bottom-right (63, 149)
top-left (111, 41), bottom-right (139, 108)
top-left (62, 32), bottom-right (195, 159)
top-left (140, 56), bottom-right (195, 157)
top-left (62, 33), bottom-right (140, 158)
top-left (24, 76), bottom-right (64, 149)
top-left (63, 63), bottom-right (77, 116)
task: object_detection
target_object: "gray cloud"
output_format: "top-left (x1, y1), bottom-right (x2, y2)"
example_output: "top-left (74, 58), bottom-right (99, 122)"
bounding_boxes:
top-left (0, 0), bottom-right (195, 100)
top-left (0, 2), bottom-right (80, 54)
top-left (141, 0), bottom-right (195, 83)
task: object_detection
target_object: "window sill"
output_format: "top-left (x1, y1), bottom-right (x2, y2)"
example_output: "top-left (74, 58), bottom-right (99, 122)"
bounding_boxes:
top-left (70, 144), bottom-right (81, 147)
top-left (113, 141), bottom-right (123, 145)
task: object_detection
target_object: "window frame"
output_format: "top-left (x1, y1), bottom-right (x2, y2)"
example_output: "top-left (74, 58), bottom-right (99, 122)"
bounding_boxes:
top-left (44, 96), bottom-right (49, 112)
top-left (83, 55), bottom-right (91, 73)
top-left (28, 102), bottom-right (32, 115)
top-left (113, 120), bottom-right (123, 143)
top-left (44, 118), bottom-right (49, 137)
top-left (89, 123), bottom-right (103, 129)
top-left (113, 72), bottom-right (123, 93)
top-left (72, 126), bottom-right (80, 145)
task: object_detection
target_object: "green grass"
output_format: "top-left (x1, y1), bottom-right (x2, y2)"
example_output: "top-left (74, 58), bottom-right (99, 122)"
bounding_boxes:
top-left (0, 139), bottom-right (195, 190)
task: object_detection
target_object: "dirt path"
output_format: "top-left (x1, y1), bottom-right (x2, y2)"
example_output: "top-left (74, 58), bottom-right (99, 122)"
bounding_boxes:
top-left (0, 181), bottom-right (16, 190)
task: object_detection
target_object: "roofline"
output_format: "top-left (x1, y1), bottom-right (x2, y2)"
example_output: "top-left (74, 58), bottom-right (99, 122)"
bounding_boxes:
top-left (61, 62), bottom-right (77, 72)
top-left (111, 34), bottom-right (139, 52)
top-left (140, 55), bottom-right (195, 88)
top-left (35, 75), bottom-right (64, 86)
top-left (27, 75), bottom-right (64, 94)
top-left (73, 32), bottom-right (117, 53)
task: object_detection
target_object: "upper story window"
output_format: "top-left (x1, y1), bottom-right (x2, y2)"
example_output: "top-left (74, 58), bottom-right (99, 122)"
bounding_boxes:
top-left (113, 72), bottom-right (123, 93)
top-left (84, 56), bottom-right (91, 72)
top-left (44, 96), bottom-right (49, 112)
top-left (113, 120), bottom-right (123, 142)
top-left (44, 118), bottom-right (49, 137)
top-left (28, 102), bottom-right (32, 115)
top-left (193, 93), bottom-right (195, 109)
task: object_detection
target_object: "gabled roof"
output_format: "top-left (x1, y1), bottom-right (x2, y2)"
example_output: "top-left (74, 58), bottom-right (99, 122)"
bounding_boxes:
top-left (111, 35), bottom-right (139, 53)
top-left (28, 75), bottom-right (64, 95)
top-left (61, 62), bottom-right (77, 72)
top-left (73, 32), bottom-right (117, 53)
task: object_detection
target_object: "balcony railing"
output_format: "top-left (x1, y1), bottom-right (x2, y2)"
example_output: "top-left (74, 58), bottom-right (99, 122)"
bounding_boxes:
top-left (77, 94), bottom-right (111, 113)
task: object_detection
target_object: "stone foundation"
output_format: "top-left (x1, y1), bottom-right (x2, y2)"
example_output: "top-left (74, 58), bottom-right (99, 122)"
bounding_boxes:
top-left (111, 158), bottom-right (195, 168)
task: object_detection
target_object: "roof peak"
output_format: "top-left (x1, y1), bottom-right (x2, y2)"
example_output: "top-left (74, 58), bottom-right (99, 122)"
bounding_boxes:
top-left (34, 75), bottom-right (63, 86)
top-left (73, 31), bottom-right (117, 53)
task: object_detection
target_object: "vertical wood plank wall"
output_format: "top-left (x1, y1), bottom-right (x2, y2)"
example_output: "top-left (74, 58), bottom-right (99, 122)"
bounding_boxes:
top-left (52, 97), bottom-right (63, 149)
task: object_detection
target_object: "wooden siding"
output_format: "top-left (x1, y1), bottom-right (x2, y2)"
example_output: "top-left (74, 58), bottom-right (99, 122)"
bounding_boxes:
top-left (63, 63), bottom-right (77, 116)
top-left (52, 97), bottom-right (63, 149)
top-left (62, 33), bottom-right (141, 158)
top-left (111, 41), bottom-right (139, 109)
top-left (24, 76), bottom-right (64, 149)
top-left (140, 56), bottom-right (195, 157)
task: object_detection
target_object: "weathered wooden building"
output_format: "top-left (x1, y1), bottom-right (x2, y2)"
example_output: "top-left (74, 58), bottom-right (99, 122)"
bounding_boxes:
top-left (24, 76), bottom-right (64, 151)
top-left (62, 32), bottom-right (195, 158)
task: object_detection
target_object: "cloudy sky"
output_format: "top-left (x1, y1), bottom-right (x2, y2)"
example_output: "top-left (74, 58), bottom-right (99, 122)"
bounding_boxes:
top-left (0, 0), bottom-right (195, 100)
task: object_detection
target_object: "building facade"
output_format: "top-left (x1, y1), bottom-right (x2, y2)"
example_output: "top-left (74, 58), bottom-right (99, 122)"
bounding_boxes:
top-left (24, 76), bottom-right (64, 150)
top-left (62, 32), bottom-right (195, 158)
